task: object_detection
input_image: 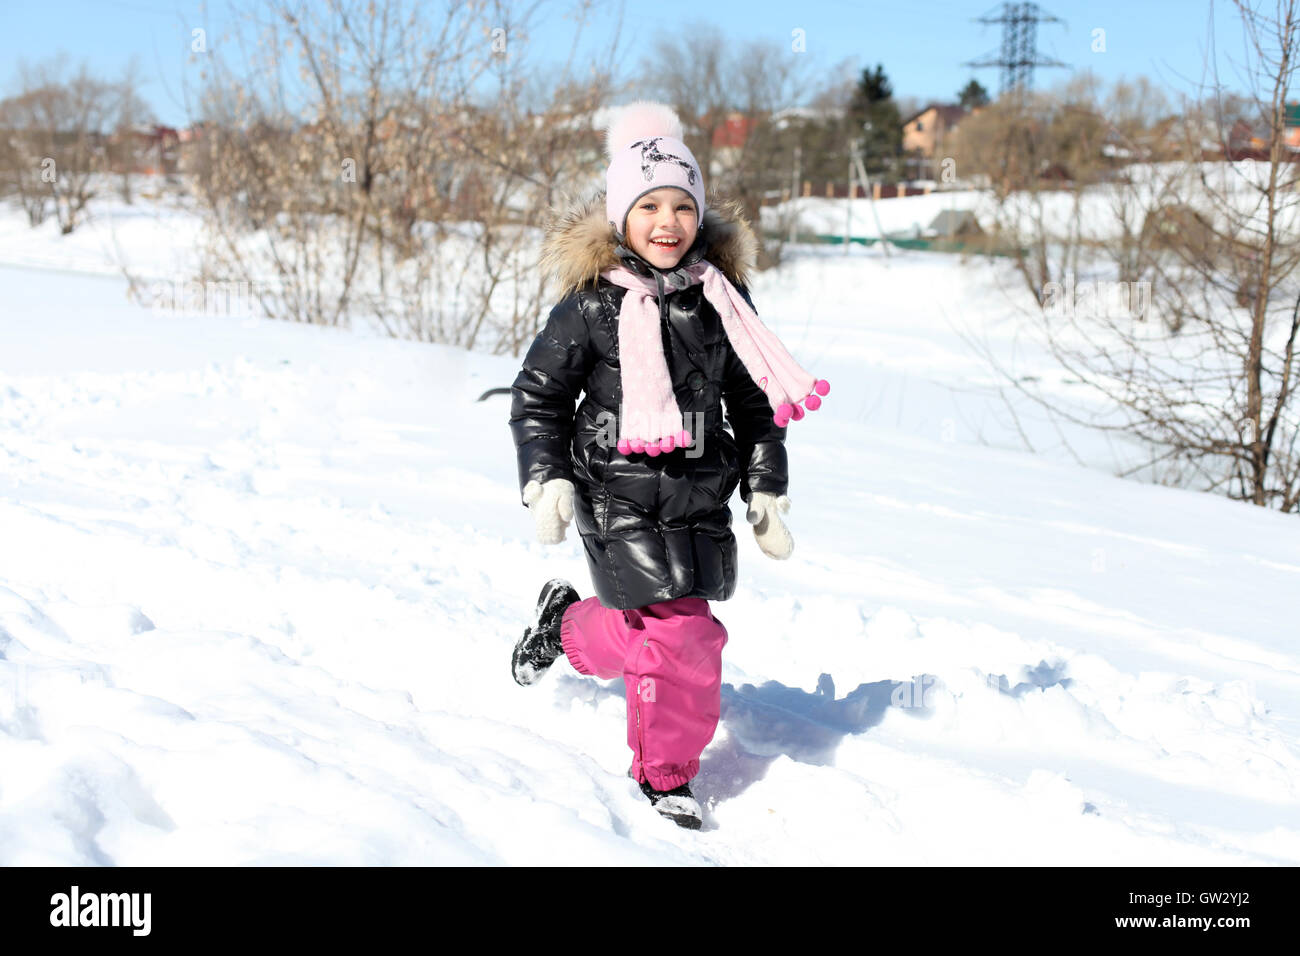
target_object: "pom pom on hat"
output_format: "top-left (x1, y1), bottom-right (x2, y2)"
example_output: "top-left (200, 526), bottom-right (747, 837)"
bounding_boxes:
top-left (603, 100), bottom-right (706, 239)
top-left (605, 101), bottom-right (685, 159)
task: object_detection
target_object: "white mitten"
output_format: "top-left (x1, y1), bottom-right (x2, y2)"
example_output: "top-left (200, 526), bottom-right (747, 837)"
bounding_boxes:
top-left (523, 478), bottom-right (575, 545)
top-left (745, 491), bottom-right (794, 560)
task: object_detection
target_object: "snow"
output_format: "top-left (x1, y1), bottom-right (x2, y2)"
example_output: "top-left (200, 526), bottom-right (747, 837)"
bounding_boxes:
top-left (1, 193), bottom-right (1299, 865)
top-left (766, 160), bottom-right (1300, 243)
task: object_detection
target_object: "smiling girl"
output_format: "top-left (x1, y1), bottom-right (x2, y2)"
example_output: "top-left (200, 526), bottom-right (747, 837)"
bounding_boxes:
top-left (507, 101), bottom-right (829, 829)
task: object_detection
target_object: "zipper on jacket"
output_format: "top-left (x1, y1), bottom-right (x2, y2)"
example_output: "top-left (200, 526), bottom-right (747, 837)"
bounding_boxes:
top-left (653, 268), bottom-right (667, 326)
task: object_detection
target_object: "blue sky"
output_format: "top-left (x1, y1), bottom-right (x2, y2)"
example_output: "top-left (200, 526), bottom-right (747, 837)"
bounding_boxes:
top-left (0, 0), bottom-right (1259, 126)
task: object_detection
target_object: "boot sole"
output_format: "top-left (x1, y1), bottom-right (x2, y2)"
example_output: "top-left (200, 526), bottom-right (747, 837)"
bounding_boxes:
top-left (511, 580), bottom-right (578, 686)
top-left (634, 773), bottom-right (704, 829)
top-left (655, 803), bottom-right (703, 829)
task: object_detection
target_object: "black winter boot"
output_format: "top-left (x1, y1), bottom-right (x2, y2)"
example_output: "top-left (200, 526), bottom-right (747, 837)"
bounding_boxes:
top-left (511, 579), bottom-right (580, 686)
top-left (636, 777), bottom-right (703, 830)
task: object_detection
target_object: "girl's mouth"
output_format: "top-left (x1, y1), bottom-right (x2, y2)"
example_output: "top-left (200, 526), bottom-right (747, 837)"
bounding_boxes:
top-left (650, 237), bottom-right (680, 248)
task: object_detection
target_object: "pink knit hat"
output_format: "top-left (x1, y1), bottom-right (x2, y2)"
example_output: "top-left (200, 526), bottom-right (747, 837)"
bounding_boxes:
top-left (604, 102), bottom-right (707, 239)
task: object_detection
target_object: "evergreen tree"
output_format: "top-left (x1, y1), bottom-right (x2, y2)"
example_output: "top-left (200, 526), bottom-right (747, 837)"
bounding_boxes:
top-left (846, 64), bottom-right (901, 178)
top-left (958, 79), bottom-right (990, 110)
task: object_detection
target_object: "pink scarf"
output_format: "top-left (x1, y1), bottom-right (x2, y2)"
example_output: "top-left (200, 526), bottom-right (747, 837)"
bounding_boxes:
top-left (600, 262), bottom-right (829, 456)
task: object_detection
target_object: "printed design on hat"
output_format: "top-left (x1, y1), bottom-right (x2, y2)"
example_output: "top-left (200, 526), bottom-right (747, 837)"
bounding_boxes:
top-left (630, 137), bottom-right (698, 185)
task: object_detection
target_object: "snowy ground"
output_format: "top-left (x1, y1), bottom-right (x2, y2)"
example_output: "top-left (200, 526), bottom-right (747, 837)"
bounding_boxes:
top-left (763, 160), bottom-right (1297, 243)
top-left (2, 198), bottom-right (1299, 865)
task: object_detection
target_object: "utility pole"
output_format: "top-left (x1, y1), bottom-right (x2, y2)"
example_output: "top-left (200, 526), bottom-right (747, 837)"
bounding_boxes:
top-left (845, 137), bottom-right (892, 258)
top-left (845, 139), bottom-right (856, 253)
top-left (790, 143), bottom-right (801, 245)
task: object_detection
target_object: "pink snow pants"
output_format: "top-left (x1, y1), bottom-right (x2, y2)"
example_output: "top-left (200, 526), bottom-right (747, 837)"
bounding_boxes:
top-left (560, 595), bottom-right (729, 791)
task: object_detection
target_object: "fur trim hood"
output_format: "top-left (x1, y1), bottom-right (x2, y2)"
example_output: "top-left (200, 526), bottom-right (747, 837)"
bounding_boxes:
top-left (538, 191), bottom-right (760, 296)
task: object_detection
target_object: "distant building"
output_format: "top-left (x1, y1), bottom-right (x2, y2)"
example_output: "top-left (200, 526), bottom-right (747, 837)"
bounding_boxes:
top-left (107, 124), bottom-right (181, 176)
top-left (901, 104), bottom-right (970, 180)
top-left (926, 209), bottom-right (983, 238)
top-left (769, 105), bottom-right (840, 130)
top-left (1216, 103), bottom-right (1300, 159)
top-left (708, 111), bottom-right (760, 179)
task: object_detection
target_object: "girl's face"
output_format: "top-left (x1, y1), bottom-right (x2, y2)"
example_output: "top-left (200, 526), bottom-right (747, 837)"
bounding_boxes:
top-left (625, 188), bottom-right (699, 270)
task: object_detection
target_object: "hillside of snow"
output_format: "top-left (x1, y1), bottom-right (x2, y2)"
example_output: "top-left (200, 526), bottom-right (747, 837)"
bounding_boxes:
top-left (1, 197), bottom-right (1298, 865)
top-left (764, 160), bottom-right (1298, 244)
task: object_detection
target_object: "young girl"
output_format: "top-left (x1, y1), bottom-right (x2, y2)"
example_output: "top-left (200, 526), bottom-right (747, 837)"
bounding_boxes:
top-left (507, 102), bottom-right (829, 830)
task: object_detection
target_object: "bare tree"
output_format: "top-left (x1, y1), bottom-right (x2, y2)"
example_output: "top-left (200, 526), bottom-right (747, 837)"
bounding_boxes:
top-left (969, 0), bottom-right (1300, 511)
top-left (0, 93), bottom-right (50, 226)
top-left (635, 22), bottom-right (730, 187)
top-left (1100, 77), bottom-right (1179, 286)
top-left (186, 0), bottom-right (615, 349)
top-left (951, 72), bottom-right (1112, 304)
top-left (109, 59), bottom-right (154, 204)
top-left (0, 57), bottom-right (116, 233)
top-left (637, 24), bottom-right (812, 268)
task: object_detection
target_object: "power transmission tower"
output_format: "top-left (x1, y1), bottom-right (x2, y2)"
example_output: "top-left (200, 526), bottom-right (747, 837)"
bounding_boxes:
top-left (964, 2), bottom-right (1067, 97)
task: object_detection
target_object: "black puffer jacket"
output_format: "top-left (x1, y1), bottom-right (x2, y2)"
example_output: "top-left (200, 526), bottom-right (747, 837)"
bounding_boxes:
top-left (508, 193), bottom-right (788, 610)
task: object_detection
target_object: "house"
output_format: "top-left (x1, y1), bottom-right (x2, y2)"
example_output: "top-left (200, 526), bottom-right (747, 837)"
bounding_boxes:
top-left (1159, 115), bottom-right (1229, 160)
top-left (926, 209), bottom-right (983, 238)
top-left (707, 110), bottom-right (760, 178)
top-left (902, 103), bottom-right (969, 180)
top-left (107, 124), bottom-right (181, 176)
top-left (1222, 103), bottom-right (1300, 159)
top-left (769, 105), bottom-right (840, 130)
top-left (1288, 101), bottom-right (1300, 150)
